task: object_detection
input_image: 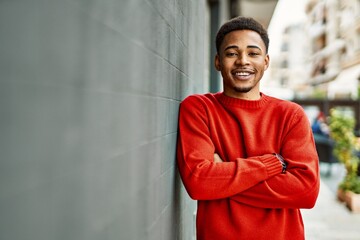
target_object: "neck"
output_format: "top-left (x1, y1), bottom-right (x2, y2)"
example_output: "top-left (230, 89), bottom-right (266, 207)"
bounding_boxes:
top-left (223, 89), bottom-right (261, 100)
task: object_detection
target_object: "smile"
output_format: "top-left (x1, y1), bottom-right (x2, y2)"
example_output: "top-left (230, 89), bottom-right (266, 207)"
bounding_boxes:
top-left (235, 72), bottom-right (251, 76)
top-left (232, 70), bottom-right (254, 80)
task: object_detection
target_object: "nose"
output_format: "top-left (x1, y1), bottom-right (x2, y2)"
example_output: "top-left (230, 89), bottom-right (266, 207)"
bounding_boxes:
top-left (236, 53), bottom-right (250, 65)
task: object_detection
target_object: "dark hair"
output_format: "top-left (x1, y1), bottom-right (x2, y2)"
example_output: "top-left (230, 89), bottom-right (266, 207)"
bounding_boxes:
top-left (215, 16), bottom-right (269, 53)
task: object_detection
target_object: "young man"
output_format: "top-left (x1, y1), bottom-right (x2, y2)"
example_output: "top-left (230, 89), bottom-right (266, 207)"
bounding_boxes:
top-left (177, 17), bottom-right (319, 240)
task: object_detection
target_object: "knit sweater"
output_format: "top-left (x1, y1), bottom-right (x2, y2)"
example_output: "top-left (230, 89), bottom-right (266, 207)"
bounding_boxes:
top-left (177, 92), bottom-right (320, 240)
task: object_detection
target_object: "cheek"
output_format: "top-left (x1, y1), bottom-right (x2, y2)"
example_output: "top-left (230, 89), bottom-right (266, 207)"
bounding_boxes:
top-left (255, 61), bottom-right (268, 71)
top-left (221, 59), bottom-right (234, 70)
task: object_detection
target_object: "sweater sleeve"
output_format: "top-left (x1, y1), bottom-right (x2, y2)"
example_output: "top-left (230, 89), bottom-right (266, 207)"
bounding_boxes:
top-left (230, 107), bottom-right (320, 209)
top-left (176, 96), bottom-right (283, 200)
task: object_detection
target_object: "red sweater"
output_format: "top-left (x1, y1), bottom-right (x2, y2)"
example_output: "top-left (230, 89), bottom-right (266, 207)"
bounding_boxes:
top-left (177, 92), bottom-right (320, 240)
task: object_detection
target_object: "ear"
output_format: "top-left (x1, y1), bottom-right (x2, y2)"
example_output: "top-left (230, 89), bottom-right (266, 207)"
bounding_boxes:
top-left (264, 54), bottom-right (270, 70)
top-left (214, 54), bottom-right (221, 71)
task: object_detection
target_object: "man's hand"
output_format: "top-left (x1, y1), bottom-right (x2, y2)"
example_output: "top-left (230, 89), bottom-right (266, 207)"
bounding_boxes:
top-left (214, 153), bottom-right (224, 163)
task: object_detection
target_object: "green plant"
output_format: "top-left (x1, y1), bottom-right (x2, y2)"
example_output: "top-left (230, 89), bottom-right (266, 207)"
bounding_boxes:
top-left (329, 109), bottom-right (360, 194)
top-left (339, 175), bottom-right (360, 194)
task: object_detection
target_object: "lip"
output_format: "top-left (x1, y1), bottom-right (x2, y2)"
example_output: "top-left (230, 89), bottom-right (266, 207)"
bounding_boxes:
top-left (232, 68), bottom-right (255, 74)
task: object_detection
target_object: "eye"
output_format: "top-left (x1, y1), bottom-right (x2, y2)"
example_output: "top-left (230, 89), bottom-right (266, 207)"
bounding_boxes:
top-left (226, 52), bottom-right (238, 57)
top-left (249, 52), bottom-right (260, 56)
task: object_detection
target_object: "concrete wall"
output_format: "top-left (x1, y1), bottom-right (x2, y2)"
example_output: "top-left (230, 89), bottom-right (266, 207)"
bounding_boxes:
top-left (0, 0), bottom-right (209, 239)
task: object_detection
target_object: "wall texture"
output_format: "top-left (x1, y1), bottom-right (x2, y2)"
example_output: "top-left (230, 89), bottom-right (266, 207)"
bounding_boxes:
top-left (0, 0), bottom-right (208, 239)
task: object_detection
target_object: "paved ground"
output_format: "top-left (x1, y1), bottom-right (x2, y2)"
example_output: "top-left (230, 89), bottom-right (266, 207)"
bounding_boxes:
top-left (302, 163), bottom-right (360, 240)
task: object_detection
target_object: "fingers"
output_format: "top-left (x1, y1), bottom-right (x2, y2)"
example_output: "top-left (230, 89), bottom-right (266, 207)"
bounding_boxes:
top-left (214, 153), bottom-right (224, 163)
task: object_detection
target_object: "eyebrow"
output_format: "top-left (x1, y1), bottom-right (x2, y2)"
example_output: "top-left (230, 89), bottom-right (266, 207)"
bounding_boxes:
top-left (224, 45), bottom-right (262, 51)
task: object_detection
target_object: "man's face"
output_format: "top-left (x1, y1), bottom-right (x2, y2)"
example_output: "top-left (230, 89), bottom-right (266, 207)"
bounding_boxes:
top-left (215, 30), bottom-right (269, 100)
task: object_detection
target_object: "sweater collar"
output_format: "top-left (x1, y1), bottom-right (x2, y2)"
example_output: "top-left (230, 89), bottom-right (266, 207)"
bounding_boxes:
top-left (217, 92), bottom-right (270, 109)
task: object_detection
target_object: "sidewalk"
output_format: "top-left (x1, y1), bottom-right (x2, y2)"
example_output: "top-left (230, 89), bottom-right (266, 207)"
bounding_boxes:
top-left (302, 164), bottom-right (360, 240)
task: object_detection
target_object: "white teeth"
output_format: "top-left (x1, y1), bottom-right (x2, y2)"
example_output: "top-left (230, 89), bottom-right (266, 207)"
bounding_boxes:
top-left (235, 72), bottom-right (250, 76)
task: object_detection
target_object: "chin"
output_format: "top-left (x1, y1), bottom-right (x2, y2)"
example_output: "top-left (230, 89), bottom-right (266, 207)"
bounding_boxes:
top-left (233, 86), bottom-right (253, 93)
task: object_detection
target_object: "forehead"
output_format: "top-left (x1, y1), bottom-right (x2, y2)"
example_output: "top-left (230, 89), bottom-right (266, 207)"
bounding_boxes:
top-left (221, 30), bottom-right (265, 51)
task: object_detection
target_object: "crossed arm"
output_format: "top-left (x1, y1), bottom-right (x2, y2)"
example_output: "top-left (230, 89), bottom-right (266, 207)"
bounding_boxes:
top-left (178, 143), bottom-right (319, 209)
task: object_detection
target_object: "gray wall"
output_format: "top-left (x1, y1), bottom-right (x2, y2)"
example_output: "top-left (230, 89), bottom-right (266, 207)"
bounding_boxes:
top-left (0, 0), bottom-right (208, 239)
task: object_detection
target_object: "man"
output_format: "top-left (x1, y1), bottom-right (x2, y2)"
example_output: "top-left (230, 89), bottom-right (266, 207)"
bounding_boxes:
top-left (176, 17), bottom-right (319, 240)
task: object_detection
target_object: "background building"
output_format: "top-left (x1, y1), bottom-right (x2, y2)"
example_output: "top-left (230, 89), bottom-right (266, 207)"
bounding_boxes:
top-left (306, 0), bottom-right (342, 88)
top-left (270, 0), bottom-right (360, 100)
top-left (327, 0), bottom-right (360, 99)
top-left (264, 23), bottom-right (311, 99)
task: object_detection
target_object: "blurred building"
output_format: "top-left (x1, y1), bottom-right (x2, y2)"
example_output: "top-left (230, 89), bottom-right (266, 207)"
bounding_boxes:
top-left (328, 0), bottom-right (360, 99)
top-left (305, 0), bottom-right (360, 99)
top-left (268, 0), bottom-right (360, 100)
top-left (266, 23), bottom-right (311, 99)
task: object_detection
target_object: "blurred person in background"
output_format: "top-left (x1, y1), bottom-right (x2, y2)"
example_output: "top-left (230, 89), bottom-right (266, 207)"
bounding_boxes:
top-left (312, 112), bottom-right (330, 137)
top-left (177, 16), bottom-right (320, 240)
top-left (312, 111), bottom-right (336, 176)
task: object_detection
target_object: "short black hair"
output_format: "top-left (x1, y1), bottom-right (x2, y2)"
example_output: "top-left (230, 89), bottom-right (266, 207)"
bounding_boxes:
top-left (215, 16), bottom-right (269, 54)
